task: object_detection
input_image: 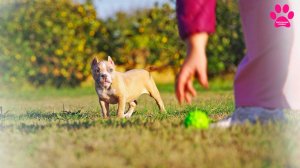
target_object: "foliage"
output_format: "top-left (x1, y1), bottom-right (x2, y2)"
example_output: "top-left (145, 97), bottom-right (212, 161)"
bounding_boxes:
top-left (0, 0), bottom-right (103, 87)
top-left (207, 1), bottom-right (245, 75)
top-left (102, 3), bottom-right (186, 72)
top-left (0, 0), bottom-right (244, 87)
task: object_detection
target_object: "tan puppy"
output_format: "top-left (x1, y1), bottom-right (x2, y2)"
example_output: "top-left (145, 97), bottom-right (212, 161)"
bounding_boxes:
top-left (91, 56), bottom-right (166, 118)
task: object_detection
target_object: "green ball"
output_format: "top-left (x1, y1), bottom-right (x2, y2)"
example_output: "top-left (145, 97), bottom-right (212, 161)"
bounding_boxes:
top-left (184, 110), bottom-right (210, 129)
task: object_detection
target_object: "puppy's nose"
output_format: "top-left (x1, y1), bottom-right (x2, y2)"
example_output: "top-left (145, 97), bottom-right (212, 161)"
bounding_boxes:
top-left (101, 74), bottom-right (107, 78)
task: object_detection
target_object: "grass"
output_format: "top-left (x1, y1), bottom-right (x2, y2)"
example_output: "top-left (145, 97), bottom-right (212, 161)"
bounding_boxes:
top-left (0, 81), bottom-right (299, 168)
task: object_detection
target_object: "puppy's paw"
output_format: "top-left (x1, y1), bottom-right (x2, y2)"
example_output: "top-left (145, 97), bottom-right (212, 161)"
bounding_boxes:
top-left (103, 116), bottom-right (109, 119)
top-left (124, 113), bottom-right (132, 118)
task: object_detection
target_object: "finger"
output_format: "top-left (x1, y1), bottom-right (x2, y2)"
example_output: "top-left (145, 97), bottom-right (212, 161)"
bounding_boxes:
top-left (186, 80), bottom-right (196, 97)
top-left (184, 91), bottom-right (192, 104)
top-left (175, 76), bottom-right (183, 104)
top-left (176, 71), bottom-right (189, 104)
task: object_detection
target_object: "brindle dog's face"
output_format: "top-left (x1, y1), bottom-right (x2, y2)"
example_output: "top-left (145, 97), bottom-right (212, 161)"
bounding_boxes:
top-left (91, 56), bottom-right (115, 89)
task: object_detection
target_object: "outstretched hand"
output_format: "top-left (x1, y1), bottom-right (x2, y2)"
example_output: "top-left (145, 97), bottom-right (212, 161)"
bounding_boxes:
top-left (175, 33), bottom-right (209, 104)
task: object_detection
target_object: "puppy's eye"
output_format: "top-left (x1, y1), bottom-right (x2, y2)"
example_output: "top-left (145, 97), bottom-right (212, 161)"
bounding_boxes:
top-left (96, 69), bottom-right (100, 73)
top-left (109, 68), bottom-right (113, 73)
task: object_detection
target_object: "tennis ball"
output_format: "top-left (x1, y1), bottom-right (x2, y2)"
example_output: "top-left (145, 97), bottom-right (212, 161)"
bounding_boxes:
top-left (184, 110), bottom-right (210, 129)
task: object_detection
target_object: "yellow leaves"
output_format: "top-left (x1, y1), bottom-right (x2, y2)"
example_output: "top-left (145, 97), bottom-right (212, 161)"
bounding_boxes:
top-left (61, 68), bottom-right (70, 78)
top-left (89, 31), bottom-right (95, 36)
top-left (93, 21), bottom-right (101, 28)
top-left (61, 11), bottom-right (67, 17)
top-left (67, 22), bottom-right (74, 28)
top-left (15, 54), bottom-right (21, 60)
top-left (0, 0), bottom-right (105, 87)
top-left (52, 26), bottom-right (60, 34)
top-left (45, 20), bottom-right (53, 27)
top-left (30, 55), bottom-right (36, 62)
top-left (85, 47), bottom-right (92, 54)
top-left (77, 40), bottom-right (86, 52)
top-left (77, 63), bottom-right (84, 70)
top-left (174, 52), bottom-right (180, 59)
top-left (55, 49), bottom-right (64, 56)
top-left (53, 68), bottom-right (60, 77)
top-left (40, 66), bottom-right (48, 74)
top-left (75, 72), bottom-right (83, 80)
top-left (77, 6), bottom-right (84, 14)
top-left (63, 44), bottom-right (69, 51)
top-left (62, 59), bottom-right (68, 67)
top-left (66, 57), bottom-right (72, 64)
top-left (77, 44), bottom-right (84, 52)
top-left (139, 27), bottom-right (144, 33)
top-left (179, 59), bottom-right (184, 65)
top-left (161, 36), bottom-right (168, 43)
top-left (83, 17), bottom-right (89, 23)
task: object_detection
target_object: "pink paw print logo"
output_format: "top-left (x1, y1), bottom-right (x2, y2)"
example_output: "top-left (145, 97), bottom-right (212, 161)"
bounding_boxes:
top-left (270, 4), bottom-right (294, 28)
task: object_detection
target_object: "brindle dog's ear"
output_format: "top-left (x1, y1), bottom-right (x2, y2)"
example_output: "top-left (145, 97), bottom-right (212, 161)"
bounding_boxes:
top-left (91, 57), bottom-right (98, 66)
top-left (108, 56), bottom-right (115, 66)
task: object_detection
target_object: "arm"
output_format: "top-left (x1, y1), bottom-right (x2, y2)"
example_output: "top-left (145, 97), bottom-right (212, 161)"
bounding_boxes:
top-left (176, 33), bottom-right (208, 104)
top-left (175, 0), bottom-right (216, 104)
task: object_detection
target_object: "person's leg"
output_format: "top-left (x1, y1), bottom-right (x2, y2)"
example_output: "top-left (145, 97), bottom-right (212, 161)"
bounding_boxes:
top-left (212, 1), bottom-right (296, 128)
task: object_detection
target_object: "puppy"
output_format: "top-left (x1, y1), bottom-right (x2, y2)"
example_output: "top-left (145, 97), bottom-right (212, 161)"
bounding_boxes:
top-left (91, 56), bottom-right (166, 118)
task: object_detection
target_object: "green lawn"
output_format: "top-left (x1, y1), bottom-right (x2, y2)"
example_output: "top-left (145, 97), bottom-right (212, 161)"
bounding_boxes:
top-left (0, 82), bottom-right (299, 168)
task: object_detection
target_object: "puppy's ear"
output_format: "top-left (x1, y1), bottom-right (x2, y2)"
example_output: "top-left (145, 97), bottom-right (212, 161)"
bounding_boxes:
top-left (108, 56), bottom-right (115, 66)
top-left (91, 57), bottom-right (98, 66)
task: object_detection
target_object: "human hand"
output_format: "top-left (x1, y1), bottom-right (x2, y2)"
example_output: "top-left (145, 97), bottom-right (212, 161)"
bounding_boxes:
top-left (175, 33), bottom-right (209, 104)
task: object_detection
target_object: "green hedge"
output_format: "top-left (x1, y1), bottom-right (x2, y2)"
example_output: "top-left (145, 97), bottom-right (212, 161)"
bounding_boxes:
top-left (0, 0), bottom-right (244, 87)
top-left (0, 0), bottom-right (103, 87)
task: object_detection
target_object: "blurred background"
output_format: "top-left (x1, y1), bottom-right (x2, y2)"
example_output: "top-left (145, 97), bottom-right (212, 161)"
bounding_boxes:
top-left (0, 0), bottom-right (244, 89)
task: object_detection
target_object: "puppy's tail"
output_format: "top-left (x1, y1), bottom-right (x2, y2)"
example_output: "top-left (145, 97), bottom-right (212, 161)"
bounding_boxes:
top-left (145, 65), bottom-right (166, 72)
top-left (145, 65), bottom-right (168, 79)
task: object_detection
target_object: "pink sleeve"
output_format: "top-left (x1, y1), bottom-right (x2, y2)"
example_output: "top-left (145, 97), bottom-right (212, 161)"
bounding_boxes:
top-left (176, 0), bottom-right (217, 39)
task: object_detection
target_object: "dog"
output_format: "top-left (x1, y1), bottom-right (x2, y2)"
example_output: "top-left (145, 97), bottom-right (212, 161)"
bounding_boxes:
top-left (91, 56), bottom-right (166, 118)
